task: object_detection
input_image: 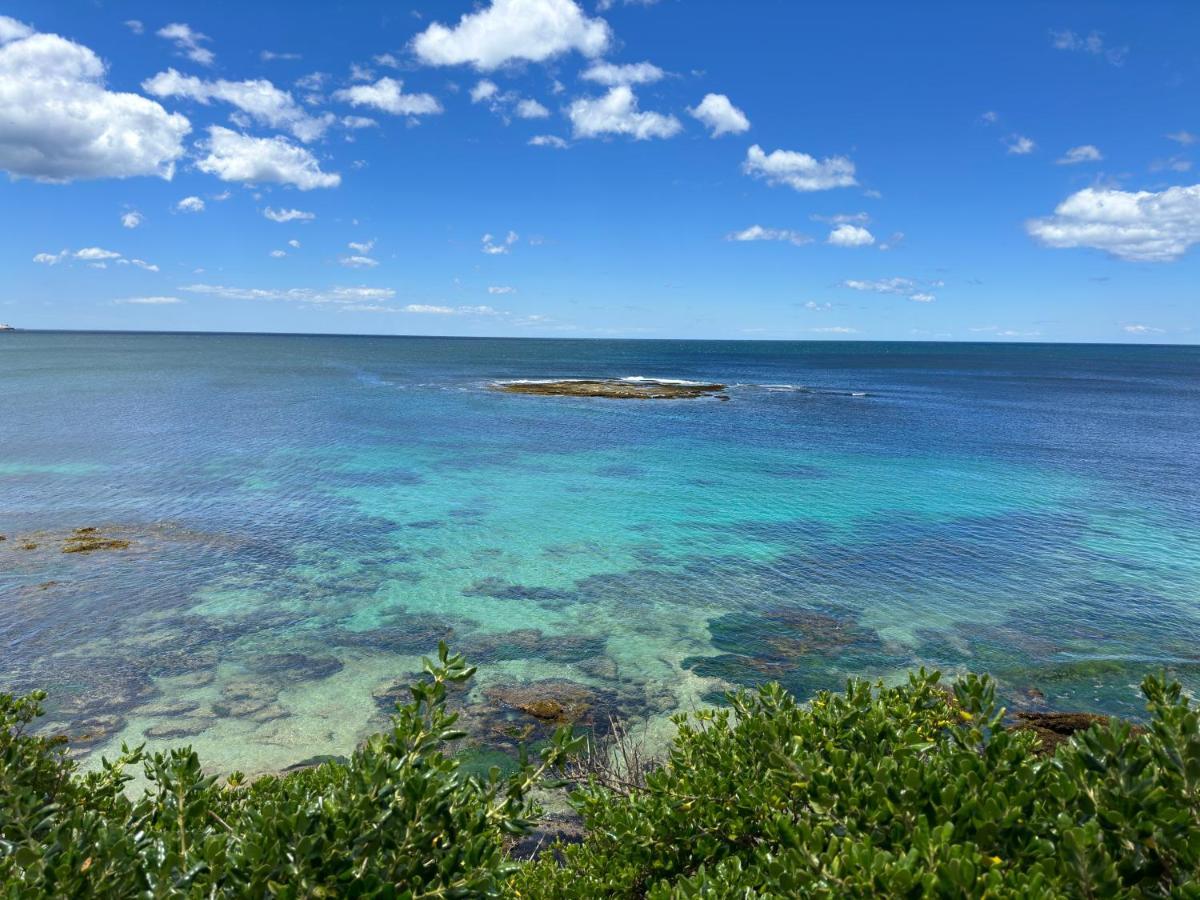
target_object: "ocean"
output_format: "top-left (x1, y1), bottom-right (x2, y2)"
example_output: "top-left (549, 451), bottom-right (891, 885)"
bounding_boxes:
top-left (2, 332), bottom-right (1198, 773)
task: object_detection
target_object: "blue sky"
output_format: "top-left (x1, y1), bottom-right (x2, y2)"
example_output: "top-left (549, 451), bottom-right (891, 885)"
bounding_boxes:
top-left (2, 1), bottom-right (1197, 341)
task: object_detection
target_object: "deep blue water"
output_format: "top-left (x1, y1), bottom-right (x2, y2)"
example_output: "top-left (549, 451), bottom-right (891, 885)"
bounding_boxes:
top-left (1, 333), bottom-right (1198, 771)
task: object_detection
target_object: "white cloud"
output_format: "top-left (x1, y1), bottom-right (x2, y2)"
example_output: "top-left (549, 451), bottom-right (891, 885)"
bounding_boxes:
top-left (263, 206), bottom-right (316, 222)
top-left (348, 239), bottom-right (375, 253)
top-left (688, 93), bottom-right (750, 137)
top-left (1026, 183), bottom-right (1200, 262)
top-left (827, 224), bottom-right (875, 247)
top-left (516, 98), bottom-right (550, 118)
top-left (481, 231), bottom-right (519, 254)
top-left (181, 284), bottom-right (396, 305)
top-left (332, 77), bottom-right (441, 116)
top-left (1050, 29), bottom-right (1127, 66)
top-left (743, 144), bottom-right (856, 192)
top-left (1057, 144), bottom-right (1101, 165)
top-left (980, 110), bottom-right (999, 124)
top-left (811, 212), bottom-right (870, 225)
top-left (288, 239), bottom-right (301, 248)
top-left (842, 277), bottom-right (936, 302)
top-left (270, 249), bottom-right (287, 258)
top-left (412, 0), bottom-right (611, 70)
top-left (261, 50), bottom-right (302, 62)
top-left (529, 134), bottom-right (568, 148)
top-left (198, 126), bottom-right (340, 190)
top-left (0, 22), bottom-right (190, 182)
top-left (488, 285), bottom-right (516, 294)
top-left (340, 255), bottom-right (379, 268)
top-left (34, 247), bottom-right (159, 271)
top-left (581, 60), bottom-right (664, 86)
top-left (1166, 131), bottom-right (1196, 146)
top-left (1150, 156), bottom-right (1192, 174)
top-left (157, 22), bottom-right (213, 66)
top-left (121, 210), bottom-right (144, 229)
top-left (726, 225), bottom-right (811, 246)
top-left (1006, 135), bottom-right (1036, 155)
top-left (123, 20), bottom-right (144, 36)
top-left (115, 296), bottom-right (181, 305)
top-left (342, 115), bottom-right (377, 129)
top-left (176, 195), bottom-right (205, 213)
top-left (810, 326), bottom-right (858, 334)
top-left (470, 79), bottom-right (499, 103)
top-left (1123, 323), bottom-right (1165, 335)
top-left (142, 68), bottom-right (334, 142)
top-left (75, 247), bottom-right (122, 260)
top-left (403, 303), bottom-right (500, 315)
top-left (567, 85), bottom-right (681, 140)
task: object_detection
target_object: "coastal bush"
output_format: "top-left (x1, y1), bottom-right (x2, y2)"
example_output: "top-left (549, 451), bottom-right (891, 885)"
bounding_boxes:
top-left (0, 644), bottom-right (581, 897)
top-left (514, 670), bottom-right (1200, 898)
top-left (3, 654), bottom-right (1199, 898)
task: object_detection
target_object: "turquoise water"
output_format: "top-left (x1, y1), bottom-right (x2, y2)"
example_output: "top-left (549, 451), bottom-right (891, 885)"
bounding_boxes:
top-left (1, 333), bottom-right (1198, 772)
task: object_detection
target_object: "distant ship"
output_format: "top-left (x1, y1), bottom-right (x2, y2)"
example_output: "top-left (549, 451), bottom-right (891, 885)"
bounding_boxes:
top-left (0, 324), bottom-right (14, 332)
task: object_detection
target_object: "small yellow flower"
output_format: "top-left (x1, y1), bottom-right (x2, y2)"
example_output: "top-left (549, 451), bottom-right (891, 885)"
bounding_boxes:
top-left (987, 856), bottom-right (1002, 866)
top-left (957, 709), bottom-right (974, 721)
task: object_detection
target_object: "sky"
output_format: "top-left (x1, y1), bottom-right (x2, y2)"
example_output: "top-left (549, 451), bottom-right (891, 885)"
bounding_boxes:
top-left (1, 1), bottom-right (1198, 342)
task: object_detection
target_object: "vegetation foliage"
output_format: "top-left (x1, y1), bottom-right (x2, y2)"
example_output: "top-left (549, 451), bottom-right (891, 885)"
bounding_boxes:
top-left (2, 645), bottom-right (1199, 898)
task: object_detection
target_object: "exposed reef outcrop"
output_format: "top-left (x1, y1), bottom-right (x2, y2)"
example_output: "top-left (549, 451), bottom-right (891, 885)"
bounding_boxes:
top-left (494, 379), bottom-right (726, 400)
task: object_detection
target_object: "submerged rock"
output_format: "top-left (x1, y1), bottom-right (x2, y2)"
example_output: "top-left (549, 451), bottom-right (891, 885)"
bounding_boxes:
top-left (62, 527), bottom-right (131, 554)
top-left (494, 378), bottom-right (726, 400)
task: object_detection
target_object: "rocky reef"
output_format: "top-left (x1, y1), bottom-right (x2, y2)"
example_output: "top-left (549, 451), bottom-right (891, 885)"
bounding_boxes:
top-left (494, 379), bottom-right (727, 400)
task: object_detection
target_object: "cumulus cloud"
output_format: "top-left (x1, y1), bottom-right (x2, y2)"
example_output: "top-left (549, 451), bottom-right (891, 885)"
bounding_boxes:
top-left (34, 246), bottom-right (159, 271)
top-left (142, 69), bottom-right (334, 142)
top-left (121, 210), bottom-right (144, 229)
top-left (488, 285), bottom-right (516, 294)
top-left (123, 20), bottom-right (144, 36)
top-left (529, 134), bottom-right (568, 148)
top-left (176, 195), bottom-right (205, 213)
top-left (842, 277), bottom-right (937, 302)
top-left (270, 249), bottom-right (287, 258)
top-left (1026, 183), bottom-right (1200, 262)
top-left (827, 224), bottom-right (875, 247)
top-left (482, 231), bottom-right (519, 254)
top-left (115, 296), bottom-right (181, 305)
top-left (567, 86), bottom-right (681, 140)
top-left (412, 0), bottom-right (611, 70)
top-left (725, 225), bottom-right (811, 246)
top-left (181, 284), bottom-right (396, 305)
top-left (471, 79), bottom-right (499, 103)
top-left (75, 247), bottom-right (123, 260)
top-left (348, 239), bottom-right (375, 253)
top-left (340, 255), bottom-right (379, 268)
top-left (1050, 29), bottom-right (1127, 66)
top-left (516, 98), bottom-right (550, 118)
top-left (332, 77), bottom-right (441, 116)
top-left (157, 22), bottom-right (213, 66)
top-left (288, 239), bottom-right (301, 248)
top-left (0, 20), bottom-right (190, 182)
top-left (1006, 135), bottom-right (1036, 155)
top-left (688, 93), bottom-right (750, 137)
top-left (1057, 144), bottom-right (1101, 164)
top-left (263, 206), bottom-right (316, 222)
top-left (1166, 131), bottom-right (1196, 146)
top-left (581, 60), bottom-right (664, 86)
top-left (1123, 323), bottom-right (1165, 335)
top-left (198, 126), bottom-right (340, 190)
top-left (743, 144), bottom-right (856, 192)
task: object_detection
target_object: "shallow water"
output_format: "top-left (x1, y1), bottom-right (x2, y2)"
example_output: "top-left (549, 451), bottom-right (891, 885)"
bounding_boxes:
top-left (1, 333), bottom-right (1198, 772)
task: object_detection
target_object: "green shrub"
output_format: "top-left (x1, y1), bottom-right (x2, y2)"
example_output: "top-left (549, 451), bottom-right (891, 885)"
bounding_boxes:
top-left (513, 670), bottom-right (1200, 898)
top-left (0, 644), bottom-right (580, 897)
top-left (4, 655), bottom-right (1199, 898)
